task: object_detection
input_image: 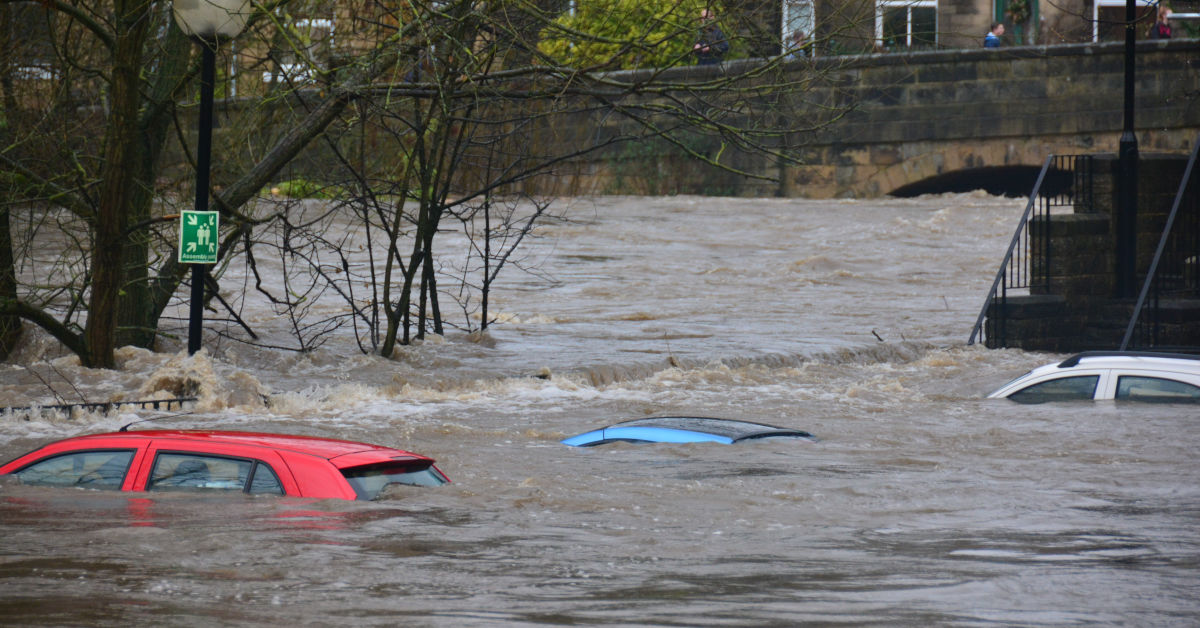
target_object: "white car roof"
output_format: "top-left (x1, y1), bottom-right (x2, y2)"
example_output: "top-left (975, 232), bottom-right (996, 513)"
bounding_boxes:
top-left (1054, 351), bottom-right (1200, 372)
top-left (989, 351), bottom-right (1200, 399)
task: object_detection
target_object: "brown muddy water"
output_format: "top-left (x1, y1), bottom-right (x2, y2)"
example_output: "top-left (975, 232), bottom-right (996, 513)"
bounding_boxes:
top-left (1, 194), bottom-right (1197, 626)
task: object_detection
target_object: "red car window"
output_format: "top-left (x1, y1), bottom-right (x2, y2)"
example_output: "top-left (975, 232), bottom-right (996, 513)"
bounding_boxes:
top-left (147, 452), bottom-right (284, 496)
top-left (11, 449), bottom-right (135, 491)
top-left (341, 461), bottom-right (449, 500)
top-left (137, 440), bottom-right (299, 496)
top-left (248, 462), bottom-right (285, 495)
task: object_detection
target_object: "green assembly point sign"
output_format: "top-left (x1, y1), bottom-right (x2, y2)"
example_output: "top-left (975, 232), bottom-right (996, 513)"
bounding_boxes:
top-left (178, 210), bottom-right (219, 264)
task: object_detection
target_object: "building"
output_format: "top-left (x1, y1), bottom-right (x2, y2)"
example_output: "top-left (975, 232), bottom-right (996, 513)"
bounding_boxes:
top-left (778, 0), bottom-right (1195, 55)
top-left (3, 1), bottom-right (1194, 102)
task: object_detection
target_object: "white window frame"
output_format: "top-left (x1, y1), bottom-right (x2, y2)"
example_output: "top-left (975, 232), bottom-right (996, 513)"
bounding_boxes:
top-left (876, 0), bottom-right (937, 48)
top-left (262, 62), bottom-right (318, 84)
top-left (782, 0), bottom-right (815, 54)
top-left (1091, 0), bottom-right (1167, 41)
top-left (14, 65), bottom-right (55, 80)
top-left (230, 41), bottom-right (240, 98)
top-left (295, 17), bottom-right (335, 41)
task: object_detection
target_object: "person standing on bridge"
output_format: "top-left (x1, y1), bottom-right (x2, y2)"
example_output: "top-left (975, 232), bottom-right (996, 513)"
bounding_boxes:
top-left (787, 29), bottom-right (811, 59)
top-left (1148, 6), bottom-right (1172, 39)
top-left (984, 22), bottom-right (1004, 48)
top-left (694, 9), bottom-right (730, 65)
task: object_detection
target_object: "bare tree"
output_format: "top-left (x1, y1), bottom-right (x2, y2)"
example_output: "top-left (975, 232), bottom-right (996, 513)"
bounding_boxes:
top-left (0, 0), bottom-right (866, 366)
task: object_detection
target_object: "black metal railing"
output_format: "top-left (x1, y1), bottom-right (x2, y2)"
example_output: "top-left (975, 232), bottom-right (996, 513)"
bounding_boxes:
top-left (1121, 135), bottom-right (1200, 351)
top-left (968, 154), bottom-right (1094, 347)
top-left (1, 397), bottom-right (197, 416)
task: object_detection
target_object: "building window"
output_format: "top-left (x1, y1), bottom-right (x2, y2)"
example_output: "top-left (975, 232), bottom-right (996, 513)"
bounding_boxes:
top-left (876, 0), bottom-right (937, 49)
top-left (1091, 0), bottom-right (1156, 42)
top-left (782, 0), bottom-right (815, 54)
top-left (8, 1), bottom-right (56, 79)
top-left (261, 16), bottom-right (335, 85)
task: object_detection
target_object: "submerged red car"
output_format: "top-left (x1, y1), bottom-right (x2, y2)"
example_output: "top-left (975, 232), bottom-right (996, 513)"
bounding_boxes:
top-left (0, 430), bottom-right (449, 501)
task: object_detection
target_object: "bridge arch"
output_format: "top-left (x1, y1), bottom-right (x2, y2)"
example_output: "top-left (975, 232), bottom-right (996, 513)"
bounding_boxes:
top-left (854, 137), bottom-right (1057, 198)
top-left (889, 165), bottom-right (1047, 198)
top-left (779, 39), bottom-right (1200, 198)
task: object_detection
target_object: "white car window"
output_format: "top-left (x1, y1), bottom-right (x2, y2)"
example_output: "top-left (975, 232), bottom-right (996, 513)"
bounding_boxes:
top-left (1008, 375), bottom-right (1100, 403)
top-left (1116, 376), bottom-right (1200, 403)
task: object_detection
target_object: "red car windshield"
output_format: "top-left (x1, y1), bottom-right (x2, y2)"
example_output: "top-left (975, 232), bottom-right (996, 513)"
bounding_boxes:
top-left (340, 461), bottom-right (449, 500)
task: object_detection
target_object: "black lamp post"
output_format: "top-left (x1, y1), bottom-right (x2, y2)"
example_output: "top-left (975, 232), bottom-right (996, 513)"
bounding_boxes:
top-left (1116, 0), bottom-right (1139, 298)
top-left (173, 0), bottom-right (250, 354)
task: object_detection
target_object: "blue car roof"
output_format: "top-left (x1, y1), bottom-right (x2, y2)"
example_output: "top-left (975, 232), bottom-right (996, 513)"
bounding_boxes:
top-left (561, 417), bottom-right (815, 447)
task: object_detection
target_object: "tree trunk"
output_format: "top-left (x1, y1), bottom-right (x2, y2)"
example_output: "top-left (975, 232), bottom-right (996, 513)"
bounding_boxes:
top-left (0, 205), bottom-right (19, 359)
top-left (85, 0), bottom-right (152, 368)
top-left (423, 207), bottom-right (443, 336)
top-left (0, 3), bottom-right (21, 358)
top-left (117, 18), bottom-right (192, 349)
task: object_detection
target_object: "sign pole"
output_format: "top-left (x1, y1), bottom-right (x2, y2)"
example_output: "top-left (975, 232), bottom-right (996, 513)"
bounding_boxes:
top-left (187, 43), bottom-right (217, 355)
top-left (1116, 0), bottom-right (1138, 298)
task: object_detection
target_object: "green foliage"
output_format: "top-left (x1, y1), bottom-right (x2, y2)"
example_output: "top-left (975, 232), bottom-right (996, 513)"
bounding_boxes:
top-left (269, 178), bottom-right (345, 199)
top-left (538, 0), bottom-right (730, 70)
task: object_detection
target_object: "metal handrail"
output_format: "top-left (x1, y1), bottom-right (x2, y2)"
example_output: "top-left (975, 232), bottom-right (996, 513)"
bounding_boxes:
top-left (1120, 134), bottom-right (1200, 350)
top-left (968, 154), bottom-right (1094, 347)
top-left (967, 155), bottom-right (1053, 346)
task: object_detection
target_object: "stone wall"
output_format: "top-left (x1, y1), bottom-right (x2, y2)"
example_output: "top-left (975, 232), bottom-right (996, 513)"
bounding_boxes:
top-left (548, 38), bottom-right (1200, 198)
top-left (195, 39), bottom-right (1200, 201)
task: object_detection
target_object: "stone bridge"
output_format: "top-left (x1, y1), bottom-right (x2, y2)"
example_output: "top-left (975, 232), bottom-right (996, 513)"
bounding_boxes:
top-left (556, 39), bottom-right (1200, 199)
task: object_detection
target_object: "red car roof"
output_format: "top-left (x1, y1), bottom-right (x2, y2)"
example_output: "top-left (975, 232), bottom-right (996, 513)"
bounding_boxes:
top-left (54, 430), bottom-right (431, 466)
top-left (1, 429), bottom-right (448, 501)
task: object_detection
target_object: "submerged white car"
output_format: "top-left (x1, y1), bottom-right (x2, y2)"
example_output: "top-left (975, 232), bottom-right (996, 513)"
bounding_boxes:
top-left (988, 352), bottom-right (1200, 403)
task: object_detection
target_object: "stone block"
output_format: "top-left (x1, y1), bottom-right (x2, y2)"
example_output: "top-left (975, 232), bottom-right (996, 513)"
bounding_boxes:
top-left (858, 65), bottom-right (918, 87)
top-left (792, 164), bottom-right (836, 187)
top-left (986, 294), bottom-right (1067, 318)
top-left (978, 59), bottom-right (1016, 80)
top-left (904, 83), bottom-right (958, 105)
top-left (917, 63), bottom-right (979, 84)
top-left (1030, 213), bottom-right (1110, 237)
top-left (1049, 273), bottom-right (1116, 297)
top-left (856, 86), bottom-right (904, 106)
top-left (1010, 58), bottom-right (1050, 79)
top-left (1046, 248), bottom-right (1114, 275)
top-left (870, 146), bottom-right (903, 166)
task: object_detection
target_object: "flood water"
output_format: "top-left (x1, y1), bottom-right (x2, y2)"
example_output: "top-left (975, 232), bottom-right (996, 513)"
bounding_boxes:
top-left (2, 194), bottom-right (1198, 626)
